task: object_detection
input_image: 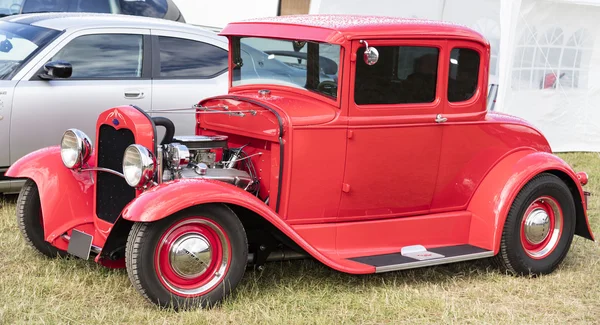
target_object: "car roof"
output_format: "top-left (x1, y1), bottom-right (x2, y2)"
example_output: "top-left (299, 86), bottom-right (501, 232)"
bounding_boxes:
top-left (221, 14), bottom-right (488, 46)
top-left (2, 12), bottom-right (222, 40)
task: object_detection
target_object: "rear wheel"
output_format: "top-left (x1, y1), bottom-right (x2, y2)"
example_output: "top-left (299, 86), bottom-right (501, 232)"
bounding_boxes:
top-left (125, 204), bottom-right (247, 310)
top-left (495, 173), bottom-right (576, 275)
top-left (16, 179), bottom-right (67, 258)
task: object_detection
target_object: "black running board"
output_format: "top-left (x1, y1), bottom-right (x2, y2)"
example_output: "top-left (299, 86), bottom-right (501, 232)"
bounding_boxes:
top-left (349, 244), bottom-right (494, 273)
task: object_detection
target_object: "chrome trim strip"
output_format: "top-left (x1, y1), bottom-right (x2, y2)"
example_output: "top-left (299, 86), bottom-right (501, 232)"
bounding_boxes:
top-left (375, 251), bottom-right (494, 273)
top-left (80, 167), bottom-right (124, 178)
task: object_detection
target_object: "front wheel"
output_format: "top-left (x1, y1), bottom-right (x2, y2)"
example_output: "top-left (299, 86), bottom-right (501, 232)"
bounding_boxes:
top-left (16, 179), bottom-right (67, 258)
top-left (125, 204), bottom-right (247, 310)
top-left (495, 173), bottom-right (576, 275)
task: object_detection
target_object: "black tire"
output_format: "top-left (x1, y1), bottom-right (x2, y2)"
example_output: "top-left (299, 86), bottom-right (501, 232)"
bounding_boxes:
top-left (125, 204), bottom-right (247, 310)
top-left (495, 173), bottom-right (576, 275)
top-left (16, 179), bottom-right (67, 258)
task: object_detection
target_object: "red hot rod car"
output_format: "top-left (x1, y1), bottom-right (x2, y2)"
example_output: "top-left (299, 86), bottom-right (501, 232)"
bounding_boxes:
top-left (7, 15), bottom-right (594, 309)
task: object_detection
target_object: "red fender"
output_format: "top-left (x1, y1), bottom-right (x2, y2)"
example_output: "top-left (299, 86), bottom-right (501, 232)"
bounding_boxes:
top-left (121, 179), bottom-right (375, 274)
top-left (5, 147), bottom-right (96, 250)
top-left (467, 149), bottom-right (594, 253)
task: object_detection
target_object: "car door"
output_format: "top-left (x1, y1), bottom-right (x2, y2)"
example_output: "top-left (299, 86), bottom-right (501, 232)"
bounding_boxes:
top-left (10, 28), bottom-right (151, 164)
top-left (0, 80), bottom-right (17, 168)
top-left (150, 29), bottom-right (228, 136)
top-left (338, 40), bottom-right (446, 220)
top-left (430, 41), bottom-right (491, 213)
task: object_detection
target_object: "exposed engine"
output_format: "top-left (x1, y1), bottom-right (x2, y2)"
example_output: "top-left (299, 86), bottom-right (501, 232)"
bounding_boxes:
top-left (160, 135), bottom-right (260, 195)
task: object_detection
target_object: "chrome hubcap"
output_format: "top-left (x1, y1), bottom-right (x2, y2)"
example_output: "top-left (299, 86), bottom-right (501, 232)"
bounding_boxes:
top-left (524, 208), bottom-right (551, 244)
top-left (169, 234), bottom-right (212, 278)
top-left (156, 217), bottom-right (231, 296)
top-left (520, 197), bottom-right (563, 259)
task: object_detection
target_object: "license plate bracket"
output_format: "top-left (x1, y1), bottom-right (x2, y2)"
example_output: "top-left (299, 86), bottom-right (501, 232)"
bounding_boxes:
top-left (67, 229), bottom-right (93, 260)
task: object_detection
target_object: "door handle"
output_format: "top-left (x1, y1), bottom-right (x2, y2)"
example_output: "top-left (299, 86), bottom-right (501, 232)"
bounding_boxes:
top-left (435, 114), bottom-right (447, 123)
top-left (124, 90), bottom-right (144, 99)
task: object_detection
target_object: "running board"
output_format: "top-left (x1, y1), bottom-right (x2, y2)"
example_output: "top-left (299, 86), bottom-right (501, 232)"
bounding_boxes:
top-left (348, 244), bottom-right (494, 273)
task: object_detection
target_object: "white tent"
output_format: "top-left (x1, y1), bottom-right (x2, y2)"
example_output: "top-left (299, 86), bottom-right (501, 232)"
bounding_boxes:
top-left (501, 0), bottom-right (600, 152)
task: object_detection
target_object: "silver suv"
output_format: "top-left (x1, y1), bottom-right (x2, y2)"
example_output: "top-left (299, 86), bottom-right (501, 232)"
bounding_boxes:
top-left (0, 13), bottom-right (229, 192)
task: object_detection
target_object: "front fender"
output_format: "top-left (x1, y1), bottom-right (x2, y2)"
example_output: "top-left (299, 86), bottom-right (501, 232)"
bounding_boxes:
top-left (468, 150), bottom-right (594, 253)
top-left (6, 146), bottom-right (96, 249)
top-left (122, 179), bottom-right (375, 274)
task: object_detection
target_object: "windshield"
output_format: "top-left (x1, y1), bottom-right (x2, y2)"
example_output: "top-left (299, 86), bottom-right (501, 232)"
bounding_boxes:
top-left (232, 37), bottom-right (341, 99)
top-left (0, 21), bottom-right (59, 80)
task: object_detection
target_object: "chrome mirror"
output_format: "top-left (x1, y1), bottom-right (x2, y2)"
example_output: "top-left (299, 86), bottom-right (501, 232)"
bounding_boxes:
top-left (360, 40), bottom-right (379, 66)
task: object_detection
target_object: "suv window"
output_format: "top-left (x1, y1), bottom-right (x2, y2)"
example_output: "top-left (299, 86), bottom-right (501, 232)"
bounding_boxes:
top-left (448, 48), bottom-right (480, 102)
top-left (355, 46), bottom-right (439, 105)
top-left (22, 0), bottom-right (111, 14)
top-left (158, 36), bottom-right (227, 78)
top-left (51, 34), bottom-right (143, 79)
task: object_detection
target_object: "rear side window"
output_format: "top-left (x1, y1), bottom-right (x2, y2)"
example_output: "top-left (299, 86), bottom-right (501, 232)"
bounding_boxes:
top-left (448, 48), bottom-right (480, 102)
top-left (355, 46), bottom-right (439, 105)
top-left (158, 36), bottom-right (227, 78)
top-left (51, 34), bottom-right (143, 78)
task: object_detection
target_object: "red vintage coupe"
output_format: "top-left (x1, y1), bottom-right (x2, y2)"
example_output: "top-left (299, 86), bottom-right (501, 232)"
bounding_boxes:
top-left (7, 15), bottom-right (594, 309)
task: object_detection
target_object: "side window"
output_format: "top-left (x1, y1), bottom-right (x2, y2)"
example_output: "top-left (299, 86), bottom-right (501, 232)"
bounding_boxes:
top-left (354, 46), bottom-right (439, 105)
top-left (158, 36), bottom-right (227, 78)
top-left (51, 34), bottom-right (143, 79)
top-left (448, 48), bottom-right (480, 102)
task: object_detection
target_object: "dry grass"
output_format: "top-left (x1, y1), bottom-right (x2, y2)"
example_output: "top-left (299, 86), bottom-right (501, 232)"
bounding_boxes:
top-left (1, 153), bottom-right (599, 324)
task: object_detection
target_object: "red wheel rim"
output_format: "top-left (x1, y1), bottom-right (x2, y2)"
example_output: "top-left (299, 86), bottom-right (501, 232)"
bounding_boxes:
top-left (520, 196), bottom-right (563, 259)
top-left (155, 217), bottom-right (231, 297)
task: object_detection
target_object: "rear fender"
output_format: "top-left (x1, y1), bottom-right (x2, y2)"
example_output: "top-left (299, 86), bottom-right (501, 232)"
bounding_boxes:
top-left (468, 150), bottom-right (594, 253)
top-left (6, 147), bottom-right (96, 249)
top-left (121, 179), bottom-right (374, 274)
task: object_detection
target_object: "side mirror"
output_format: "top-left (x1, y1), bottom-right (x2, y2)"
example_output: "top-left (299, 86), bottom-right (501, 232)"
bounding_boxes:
top-left (39, 61), bottom-right (73, 80)
top-left (9, 3), bottom-right (21, 14)
top-left (360, 40), bottom-right (379, 66)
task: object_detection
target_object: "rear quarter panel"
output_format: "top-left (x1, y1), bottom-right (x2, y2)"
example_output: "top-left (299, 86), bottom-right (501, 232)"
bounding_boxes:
top-left (431, 113), bottom-right (552, 213)
top-left (467, 150), bottom-right (592, 252)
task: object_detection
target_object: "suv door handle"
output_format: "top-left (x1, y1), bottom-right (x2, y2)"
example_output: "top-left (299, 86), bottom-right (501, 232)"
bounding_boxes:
top-left (124, 90), bottom-right (144, 99)
top-left (435, 114), bottom-right (448, 123)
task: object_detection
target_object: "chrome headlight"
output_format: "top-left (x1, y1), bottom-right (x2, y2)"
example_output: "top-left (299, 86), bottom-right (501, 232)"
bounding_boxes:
top-left (123, 144), bottom-right (156, 188)
top-left (60, 129), bottom-right (92, 169)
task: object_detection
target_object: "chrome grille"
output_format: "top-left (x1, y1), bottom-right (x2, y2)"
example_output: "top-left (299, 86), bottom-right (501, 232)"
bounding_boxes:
top-left (96, 125), bottom-right (136, 223)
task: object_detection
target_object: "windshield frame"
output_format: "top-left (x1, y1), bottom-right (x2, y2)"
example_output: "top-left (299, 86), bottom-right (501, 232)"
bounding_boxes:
top-left (0, 21), bottom-right (62, 80)
top-left (230, 36), bottom-right (343, 106)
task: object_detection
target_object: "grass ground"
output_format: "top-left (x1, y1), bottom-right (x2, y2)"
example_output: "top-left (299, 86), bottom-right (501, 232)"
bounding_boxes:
top-left (0, 153), bottom-right (599, 324)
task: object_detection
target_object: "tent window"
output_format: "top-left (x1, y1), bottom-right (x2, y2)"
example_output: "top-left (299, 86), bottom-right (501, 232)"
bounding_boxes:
top-left (512, 27), bottom-right (591, 90)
